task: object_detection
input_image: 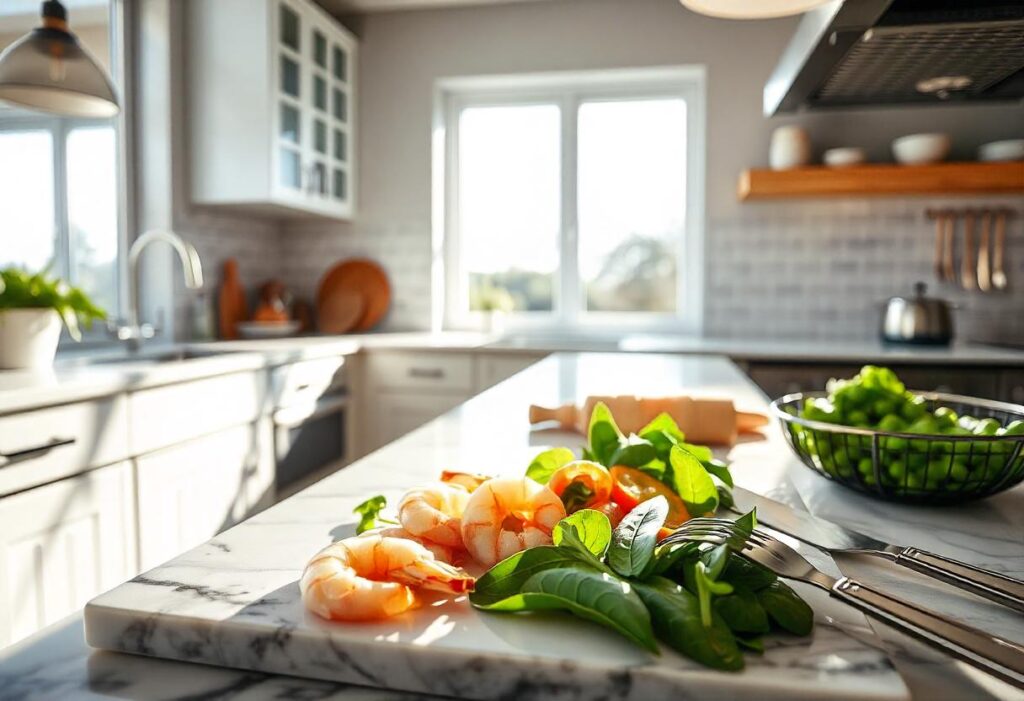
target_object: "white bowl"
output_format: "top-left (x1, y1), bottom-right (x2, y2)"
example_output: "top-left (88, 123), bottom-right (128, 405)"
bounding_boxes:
top-left (236, 321), bottom-right (301, 339)
top-left (892, 133), bottom-right (951, 165)
top-left (979, 139), bottom-right (1024, 162)
top-left (823, 147), bottom-right (866, 167)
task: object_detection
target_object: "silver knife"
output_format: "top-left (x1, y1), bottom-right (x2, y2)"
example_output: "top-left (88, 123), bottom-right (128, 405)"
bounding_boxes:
top-left (728, 485), bottom-right (1024, 614)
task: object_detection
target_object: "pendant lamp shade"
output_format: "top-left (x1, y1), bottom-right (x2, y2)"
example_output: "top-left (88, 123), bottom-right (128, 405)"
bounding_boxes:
top-left (680, 0), bottom-right (833, 19)
top-left (0, 1), bottom-right (119, 117)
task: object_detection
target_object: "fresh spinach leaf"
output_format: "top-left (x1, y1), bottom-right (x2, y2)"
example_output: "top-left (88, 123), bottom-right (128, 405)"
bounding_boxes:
top-left (680, 443), bottom-right (714, 463)
top-left (714, 586), bottom-right (770, 634)
top-left (525, 447), bottom-right (576, 484)
top-left (735, 635), bottom-right (764, 654)
top-left (638, 412), bottom-right (686, 444)
top-left (668, 445), bottom-right (719, 516)
top-left (610, 434), bottom-right (657, 468)
top-left (720, 553), bottom-right (777, 591)
top-left (588, 402), bottom-right (623, 467)
top-left (470, 546), bottom-right (590, 606)
top-left (694, 560), bottom-right (734, 628)
top-left (717, 484), bottom-right (735, 510)
top-left (649, 541), bottom-right (699, 577)
top-left (608, 496), bottom-right (669, 577)
top-left (638, 459), bottom-right (667, 481)
top-left (481, 567), bottom-right (659, 654)
top-left (352, 495), bottom-right (396, 534)
top-left (703, 458), bottom-right (734, 488)
top-left (758, 581), bottom-right (814, 636)
top-left (553, 509), bottom-right (612, 560)
top-left (634, 577), bottom-right (743, 671)
top-left (704, 543), bottom-right (731, 579)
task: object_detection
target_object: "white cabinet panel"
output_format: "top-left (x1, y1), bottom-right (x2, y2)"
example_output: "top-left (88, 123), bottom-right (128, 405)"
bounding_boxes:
top-left (129, 371), bottom-right (266, 455)
top-left (369, 391), bottom-right (468, 451)
top-left (135, 420), bottom-right (274, 571)
top-left (0, 395), bottom-right (129, 497)
top-left (366, 352), bottom-right (476, 393)
top-left (0, 461), bottom-right (135, 648)
top-left (475, 352), bottom-right (545, 392)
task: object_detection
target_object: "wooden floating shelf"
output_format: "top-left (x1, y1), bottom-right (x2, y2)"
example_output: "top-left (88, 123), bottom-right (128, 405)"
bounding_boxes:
top-left (738, 161), bottom-right (1024, 201)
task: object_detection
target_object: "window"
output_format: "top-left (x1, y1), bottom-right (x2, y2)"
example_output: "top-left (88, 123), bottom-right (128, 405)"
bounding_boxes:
top-left (439, 67), bottom-right (705, 332)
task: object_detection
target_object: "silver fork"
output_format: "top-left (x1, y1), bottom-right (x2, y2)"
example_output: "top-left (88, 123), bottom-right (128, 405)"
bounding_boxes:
top-left (663, 519), bottom-right (1024, 687)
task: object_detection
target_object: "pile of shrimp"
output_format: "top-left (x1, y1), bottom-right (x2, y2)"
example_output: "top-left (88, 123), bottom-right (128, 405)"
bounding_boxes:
top-left (300, 470), bottom-right (566, 622)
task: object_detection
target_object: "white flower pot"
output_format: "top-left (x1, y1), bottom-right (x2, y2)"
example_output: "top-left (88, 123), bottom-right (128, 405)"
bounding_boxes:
top-left (0, 309), bottom-right (62, 370)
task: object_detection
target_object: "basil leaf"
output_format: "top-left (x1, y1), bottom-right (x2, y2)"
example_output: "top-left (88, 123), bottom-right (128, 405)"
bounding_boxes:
top-left (352, 495), bottom-right (389, 534)
top-left (717, 484), bottom-right (735, 510)
top-left (649, 541), bottom-right (699, 577)
top-left (610, 434), bottom-right (657, 468)
top-left (735, 635), bottom-right (764, 654)
top-left (525, 447), bottom-right (576, 484)
top-left (704, 543), bottom-right (731, 580)
top-left (637, 459), bottom-right (666, 481)
top-left (668, 445), bottom-right (719, 516)
top-left (720, 553), bottom-right (777, 591)
top-left (553, 509), bottom-right (612, 560)
top-left (714, 586), bottom-right (770, 634)
top-left (680, 443), bottom-right (713, 463)
top-left (694, 560), bottom-right (733, 628)
top-left (638, 412), bottom-right (685, 443)
top-left (634, 577), bottom-right (743, 671)
top-left (588, 402), bottom-right (622, 467)
top-left (758, 581), bottom-right (814, 636)
top-left (470, 546), bottom-right (590, 607)
top-left (608, 496), bottom-right (668, 577)
top-left (481, 568), bottom-right (659, 654)
top-left (703, 458), bottom-right (734, 488)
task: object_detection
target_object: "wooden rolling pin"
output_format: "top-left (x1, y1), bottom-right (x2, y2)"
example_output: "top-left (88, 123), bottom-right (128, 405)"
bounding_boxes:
top-left (529, 395), bottom-right (769, 446)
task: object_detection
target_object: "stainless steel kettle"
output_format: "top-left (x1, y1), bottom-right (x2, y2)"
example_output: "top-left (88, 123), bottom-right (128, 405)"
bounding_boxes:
top-left (881, 282), bottom-right (954, 345)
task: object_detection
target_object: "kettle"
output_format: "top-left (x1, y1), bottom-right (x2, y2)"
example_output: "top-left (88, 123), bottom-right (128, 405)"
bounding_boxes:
top-left (881, 282), bottom-right (954, 345)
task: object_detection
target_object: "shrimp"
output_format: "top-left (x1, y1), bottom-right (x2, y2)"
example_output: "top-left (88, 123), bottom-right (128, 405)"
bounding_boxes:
top-left (365, 526), bottom-right (462, 564)
top-left (439, 470), bottom-right (491, 493)
top-left (301, 535), bottom-right (474, 622)
top-left (460, 477), bottom-right (566, 567)
top-left (398, 482), bottom-right (470, 548)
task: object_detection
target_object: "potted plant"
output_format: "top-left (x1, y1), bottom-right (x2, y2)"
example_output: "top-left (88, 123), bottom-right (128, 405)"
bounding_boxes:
top-left (472, 284), bottom-right (515, 334)
top-left (0, 267), bottom-right (106, 370)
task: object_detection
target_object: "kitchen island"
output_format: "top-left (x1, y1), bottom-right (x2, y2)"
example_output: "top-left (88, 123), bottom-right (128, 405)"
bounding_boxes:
top-left (1, 353), bottom-right (1022, 700)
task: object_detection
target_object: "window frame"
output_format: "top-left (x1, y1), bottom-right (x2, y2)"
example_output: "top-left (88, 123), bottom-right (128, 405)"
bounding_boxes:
top-left (435, 66), bottom-right (706, 335)
top-left (0, 0), bottom-right (131, 347)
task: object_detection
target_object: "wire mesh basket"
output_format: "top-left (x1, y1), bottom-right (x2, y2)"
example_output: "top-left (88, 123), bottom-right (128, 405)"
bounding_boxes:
top-left (772, 391), bottom-right (1024, 504)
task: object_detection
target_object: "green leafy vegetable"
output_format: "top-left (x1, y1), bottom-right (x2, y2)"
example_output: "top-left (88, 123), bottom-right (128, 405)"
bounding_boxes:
top-left (668, 445), bottom-right (719, 516)
top-left (609, 434), bottom-right (657, 468)
top-left (634, 577), bottom-right (743, 671)
top-left (588, 402), bottom-right (623, 467)
top-left (525, 447), bottom-right (576, 484)
top-left (608, 496), bottom-right (668, 578)
top-left (552, 509), bottom-right (612, 560)
top-left (481, 567), bottom-right (659, 654)
top-left (649, 541), bottom-right (699, 577)
top-left (694, 559), bottom-right (734, 628)
top-left (714, 587), bottom-right (770, 634)
top-left (735, 635), bottom-right (764, 654)
top-left (758, 581), bottom-right (814, 635)
top-left (0, 267), bottom-right (106, 341)
top-left (352, 495), bottom-right (396, 534)
top-left (720, 553), bottom-right (777, 591)
top-left (680, 443), bottom-right (714, 463)
top-left (560, 480), bottom-right (596, 513)
top-left (717, 484), bottom-right (735, 509)
top-left (703, 459), bottom-right (734, 488)
top-left (470, 546), bottom-right (591, 606)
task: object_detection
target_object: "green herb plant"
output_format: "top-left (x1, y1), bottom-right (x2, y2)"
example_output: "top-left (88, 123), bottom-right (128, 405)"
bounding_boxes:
top-left (0, 267), bottom-right (106, 341)
top-left (352, 495), bottom-right (398, 534)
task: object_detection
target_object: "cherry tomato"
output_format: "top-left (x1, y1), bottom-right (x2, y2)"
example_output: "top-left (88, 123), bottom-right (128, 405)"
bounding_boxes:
top-left (592, 500), bottom-right (625, 528)
top-left (549, 460), bottom-right (613, 513)
top-left (609, 465), bottom-right (690, 528)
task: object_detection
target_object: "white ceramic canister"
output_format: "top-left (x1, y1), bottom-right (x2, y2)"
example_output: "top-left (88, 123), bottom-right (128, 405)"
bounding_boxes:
top-left (769, 125), bottom-right (812, 170)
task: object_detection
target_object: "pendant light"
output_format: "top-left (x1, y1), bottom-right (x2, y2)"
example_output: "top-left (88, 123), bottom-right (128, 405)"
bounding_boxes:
top-left (0, 0), bottom-right (119, 117)
top-left (680, 0), bottom-right (833, 20)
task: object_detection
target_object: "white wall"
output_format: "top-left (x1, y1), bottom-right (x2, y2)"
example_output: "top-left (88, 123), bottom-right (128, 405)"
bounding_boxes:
top-left (282, 0), bottom-right (1022, 340)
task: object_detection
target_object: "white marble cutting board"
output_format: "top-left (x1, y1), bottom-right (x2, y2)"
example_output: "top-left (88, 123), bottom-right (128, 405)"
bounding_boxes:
top-left (84, 355), bottom-right (910, 700)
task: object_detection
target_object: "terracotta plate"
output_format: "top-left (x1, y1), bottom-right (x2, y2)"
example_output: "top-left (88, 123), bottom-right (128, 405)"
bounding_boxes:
top-left (317, 259), bottom-right (391, 332)
top-left (317, 290), bottom-right (365, 334)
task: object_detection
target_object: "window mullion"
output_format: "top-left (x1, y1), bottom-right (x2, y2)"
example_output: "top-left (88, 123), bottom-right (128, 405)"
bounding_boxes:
top-left (558, 92), bottom-right (579, 327)
top-left (52, 121), bottom-right (71, 282)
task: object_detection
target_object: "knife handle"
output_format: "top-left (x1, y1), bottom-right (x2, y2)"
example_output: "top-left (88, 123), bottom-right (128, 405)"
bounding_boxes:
top-left (832, 577), bottom-right (1024, 687)
top-left (894, 548), bottom-right (1024, 614)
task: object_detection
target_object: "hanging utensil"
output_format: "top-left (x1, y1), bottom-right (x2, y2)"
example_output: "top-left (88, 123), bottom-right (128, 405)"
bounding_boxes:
top-left (961, 210), bottom-right (976, 290)
top-left (992, 210), bottom-right (1009, 291)
top-left (977, 210), bottom-right (992, 292)
top-left (943, 210), bottom-right (957, 283)
top-left (932, 211), bottom-right (946, 281)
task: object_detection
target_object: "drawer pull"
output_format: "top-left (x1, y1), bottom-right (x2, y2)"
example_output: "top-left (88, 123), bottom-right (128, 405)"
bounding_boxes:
top-left (408, 367), bottom-right (445, 380)
top-left (0, 437), bottom-right (77, 468)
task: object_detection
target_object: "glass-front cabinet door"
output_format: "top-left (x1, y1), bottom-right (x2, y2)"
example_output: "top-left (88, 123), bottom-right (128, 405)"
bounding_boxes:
top-left (328, 30), bottom-right (352, 209)
top-left (275, 0), bottom-right (305, 196)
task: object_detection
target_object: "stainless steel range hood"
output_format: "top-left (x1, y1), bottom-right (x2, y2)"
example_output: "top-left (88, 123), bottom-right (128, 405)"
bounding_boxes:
top-left (765, 0), bottom-right (1024, 115)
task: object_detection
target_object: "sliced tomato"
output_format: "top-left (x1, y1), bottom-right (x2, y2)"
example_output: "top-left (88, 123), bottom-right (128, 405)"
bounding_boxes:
top-left (548, 460), bottom-right (612, 513)
top-left (592, 500), bottom-right (625, 528)
top-left (609, 465), bottom-right (690, 528)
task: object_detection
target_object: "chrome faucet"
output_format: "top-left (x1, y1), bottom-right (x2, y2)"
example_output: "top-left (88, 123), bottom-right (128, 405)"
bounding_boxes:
top-left (110, 229), bottom-right (204, 350)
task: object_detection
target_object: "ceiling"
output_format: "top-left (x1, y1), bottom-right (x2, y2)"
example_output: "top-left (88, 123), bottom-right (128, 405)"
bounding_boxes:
top-left (316, 0), bottom-right (549, 14)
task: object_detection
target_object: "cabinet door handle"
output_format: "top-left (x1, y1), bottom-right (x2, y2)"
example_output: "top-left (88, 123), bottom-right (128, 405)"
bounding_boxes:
top-left (408, 367), bottom-right (444, 380)
top-left (0, 437), bottom-right (76, 468)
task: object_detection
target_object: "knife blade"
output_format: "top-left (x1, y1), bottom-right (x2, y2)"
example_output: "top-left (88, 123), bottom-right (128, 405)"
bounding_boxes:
top-left (727, 484), bottom-right (1024, 613)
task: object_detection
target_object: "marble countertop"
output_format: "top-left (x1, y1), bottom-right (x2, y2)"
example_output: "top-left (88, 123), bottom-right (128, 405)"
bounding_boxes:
top-left (2, 352), bottom-right (1021, 700)
top-left (2, 331), bottom-right (1021, 417)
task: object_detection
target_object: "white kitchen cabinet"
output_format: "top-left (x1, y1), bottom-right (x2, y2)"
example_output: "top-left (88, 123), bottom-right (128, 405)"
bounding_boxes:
top-left (369, 391), bottom-right (469, 450)
top-left (0, 461), bottom-right (136, 648)
top-left (475, 352), bottom-right (546, 392)
top-left (188, 0), bottom-right (357, 219)
top-left (134, 420), bottom-right (274, 571)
